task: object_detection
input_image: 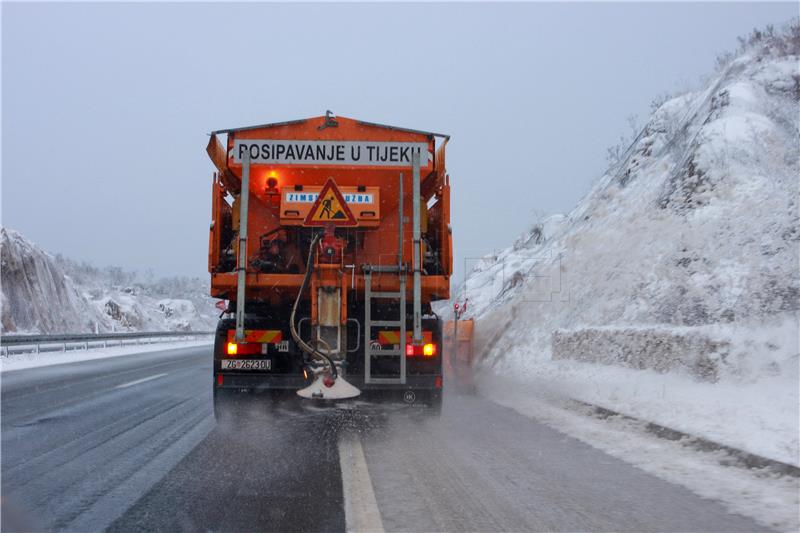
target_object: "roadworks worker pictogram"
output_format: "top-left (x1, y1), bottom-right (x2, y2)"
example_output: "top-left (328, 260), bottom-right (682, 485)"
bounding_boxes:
top-left (303, 178), bottom-right (358, 226)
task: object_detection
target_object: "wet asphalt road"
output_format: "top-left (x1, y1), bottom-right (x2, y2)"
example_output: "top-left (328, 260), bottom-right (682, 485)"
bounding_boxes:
top-left (2, 346), bottom-right (766, 532)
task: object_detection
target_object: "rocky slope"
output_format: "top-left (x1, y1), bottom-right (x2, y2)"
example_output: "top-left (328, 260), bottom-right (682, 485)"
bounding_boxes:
top-left (1, 228), bottom-right (218, 334)
top-left (457, 24), bottom-right (799, 381)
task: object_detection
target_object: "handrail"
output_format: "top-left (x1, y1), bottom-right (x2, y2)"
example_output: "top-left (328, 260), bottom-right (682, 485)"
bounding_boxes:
top-left (1, 331), bottom-right (213, 346)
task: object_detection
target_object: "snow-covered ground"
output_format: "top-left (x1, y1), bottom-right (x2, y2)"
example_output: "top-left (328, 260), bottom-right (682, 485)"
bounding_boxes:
top-left (453, 25), bottom-right (800, 478)
top-left (479, 360), bottom-right (798, 467)
top-left (0, 339), bottom-right (212, 373)
top-left (481, 377), bottom-right (800, 532)
top-left (481, 317), bottom-right (800, 467)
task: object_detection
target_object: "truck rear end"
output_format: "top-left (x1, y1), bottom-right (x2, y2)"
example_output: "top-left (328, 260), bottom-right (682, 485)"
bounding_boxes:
top-left (206, 114), bottom-right (452, 412)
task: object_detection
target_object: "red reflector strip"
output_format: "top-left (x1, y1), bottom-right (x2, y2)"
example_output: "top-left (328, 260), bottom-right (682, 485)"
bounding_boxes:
top-left (216, 374), bottom-right (223, 386)
top-left (435, 376), bottom-right (443, 389)
top-left (225, 329), bottom-right (282, 356)
top-left (227, 329), bottom-right (282, 344)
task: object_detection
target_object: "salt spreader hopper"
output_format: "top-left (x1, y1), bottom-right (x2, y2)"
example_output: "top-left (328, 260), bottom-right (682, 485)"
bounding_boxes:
top-left (206, 113), bottom-right (452, 411)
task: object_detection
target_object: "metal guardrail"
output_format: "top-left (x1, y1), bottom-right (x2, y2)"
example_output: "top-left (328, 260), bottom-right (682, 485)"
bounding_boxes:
top-left (1, 331), bottom-right (214, 356)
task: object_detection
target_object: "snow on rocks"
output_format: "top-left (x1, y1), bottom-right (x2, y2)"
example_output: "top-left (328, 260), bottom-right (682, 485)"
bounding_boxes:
top-left (552, 326), bottom-right (730, 381)
top-left (0, 228), bottom-right (107, 334)
top-left (1, 227), bottom-right (219, 334)
top-left (461, 28), bottom-right (800, 468)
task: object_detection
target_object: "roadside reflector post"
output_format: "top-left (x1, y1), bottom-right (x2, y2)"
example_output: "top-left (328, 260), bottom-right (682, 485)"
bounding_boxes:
top-left (235, 151), bottom-right (251, 343)
top-left (453, 313), bottom-right (458, 373)
top-left (412, 151), bottom-right (422, 345)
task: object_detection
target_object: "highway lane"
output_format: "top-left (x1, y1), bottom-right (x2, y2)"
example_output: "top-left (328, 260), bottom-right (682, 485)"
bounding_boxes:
top-left (361, 397), bottom-right (765, 532)
top-left (2, 346), bottom-right (216, 532)
top-left (2, 346), bottom-right (766, 532)
top-left (108, 400), bottom-right (347, 532)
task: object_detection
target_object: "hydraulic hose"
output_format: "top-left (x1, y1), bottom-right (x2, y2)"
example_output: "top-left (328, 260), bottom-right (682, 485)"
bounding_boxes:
top-left (289, 233), bottom-right (338, 379)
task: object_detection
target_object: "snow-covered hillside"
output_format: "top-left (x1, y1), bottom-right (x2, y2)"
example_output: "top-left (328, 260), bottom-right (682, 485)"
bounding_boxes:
top-left (457, 25), bottom-right (799, 464)
top-left (1, 228), bottom-right (218, 334)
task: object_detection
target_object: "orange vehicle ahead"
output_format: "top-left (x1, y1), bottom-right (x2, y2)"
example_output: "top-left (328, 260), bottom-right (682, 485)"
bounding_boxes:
top-left (444, 319), bottom-right (476, 393)
top-left (206, 113), bottom-right (452, 412)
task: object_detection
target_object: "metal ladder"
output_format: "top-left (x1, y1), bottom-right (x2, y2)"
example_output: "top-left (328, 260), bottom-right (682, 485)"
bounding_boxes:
top-left (364, 266), bottom-right (406, 385)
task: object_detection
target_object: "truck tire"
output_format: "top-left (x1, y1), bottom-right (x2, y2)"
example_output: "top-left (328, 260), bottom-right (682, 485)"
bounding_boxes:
top-left (214, 387), bottom-right (295, 423)
top-left (213, 387), bottom-right (239, 423)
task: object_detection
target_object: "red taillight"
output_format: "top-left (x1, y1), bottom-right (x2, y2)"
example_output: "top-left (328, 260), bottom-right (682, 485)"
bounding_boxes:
top-left (406, 343), bottom-right (437, 358)
top-left (224, 335), bottom-right (264, 355)
top-left (216, 374), bottom-right (223, 386)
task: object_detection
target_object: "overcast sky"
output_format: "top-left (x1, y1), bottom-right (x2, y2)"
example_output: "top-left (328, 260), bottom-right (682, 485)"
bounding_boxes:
top-left (2, 2), bottom-right (795, 285)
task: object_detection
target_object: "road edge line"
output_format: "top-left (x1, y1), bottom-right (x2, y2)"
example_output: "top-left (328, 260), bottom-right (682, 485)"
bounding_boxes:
top-left (338, 433), bottom-right (385, 533)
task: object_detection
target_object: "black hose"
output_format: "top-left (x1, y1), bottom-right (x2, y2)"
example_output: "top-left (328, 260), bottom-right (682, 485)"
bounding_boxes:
top-left (289, 233), bottom-right (338, 379)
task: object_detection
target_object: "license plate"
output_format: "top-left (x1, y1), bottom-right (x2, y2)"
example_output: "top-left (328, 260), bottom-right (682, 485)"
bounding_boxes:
top-left (221, 359), bottom-right (271, 370)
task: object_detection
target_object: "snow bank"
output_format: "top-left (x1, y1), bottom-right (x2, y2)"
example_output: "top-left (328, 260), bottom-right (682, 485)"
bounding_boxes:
top-left (461, 26), bottom-right (800, 466)
top-left (481, 373), bottom-right (800, 532)
top-left (484, 325), bottom-right (799, 467)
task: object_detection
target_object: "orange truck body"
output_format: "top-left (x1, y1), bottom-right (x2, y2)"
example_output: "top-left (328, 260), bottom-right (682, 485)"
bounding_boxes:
top-left (444, 319), bottom-right (476, 390)
top-left (207, 114), bottom-right (452, 406)
top-left (207, 115), bottom-right (452, 305)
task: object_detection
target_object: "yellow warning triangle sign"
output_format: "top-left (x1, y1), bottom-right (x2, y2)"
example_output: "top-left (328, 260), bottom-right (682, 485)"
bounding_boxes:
top-left (303, 178), bottom-right (358, 227)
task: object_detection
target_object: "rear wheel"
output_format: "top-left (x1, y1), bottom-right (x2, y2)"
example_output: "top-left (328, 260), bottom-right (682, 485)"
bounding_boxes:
top-left (214, 385), bottom-right (298, 423)
top-left (213, 387), bottom-right (240, 423)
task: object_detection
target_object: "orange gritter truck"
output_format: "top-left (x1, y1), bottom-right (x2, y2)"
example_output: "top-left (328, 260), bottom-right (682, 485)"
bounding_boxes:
top-left (206, 113), bottom-right (452, 412)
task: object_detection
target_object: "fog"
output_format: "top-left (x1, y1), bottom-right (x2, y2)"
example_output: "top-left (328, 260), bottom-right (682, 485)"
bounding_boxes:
top-left (2, 2), bottom-right (794, 285)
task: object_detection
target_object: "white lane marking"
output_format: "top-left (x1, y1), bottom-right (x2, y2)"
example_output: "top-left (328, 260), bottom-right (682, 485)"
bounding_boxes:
top-left (338, 433), bottom-right (385, 533)
top-left (114, 373), bottom-right (168, 389)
